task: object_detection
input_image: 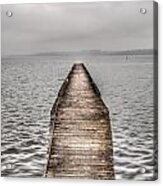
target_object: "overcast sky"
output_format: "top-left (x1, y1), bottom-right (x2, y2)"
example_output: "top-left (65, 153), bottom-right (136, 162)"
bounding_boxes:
top-left (1, 1), bottom-right (153, 55)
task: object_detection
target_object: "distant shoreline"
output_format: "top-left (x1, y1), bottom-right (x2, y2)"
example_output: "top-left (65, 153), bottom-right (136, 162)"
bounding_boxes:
top-left (2, 49), bottom-right (157, 58)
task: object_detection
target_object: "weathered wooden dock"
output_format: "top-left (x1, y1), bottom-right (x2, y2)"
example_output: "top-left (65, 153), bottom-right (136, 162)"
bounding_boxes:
top-left (44, 63), bottom-right (114, 179)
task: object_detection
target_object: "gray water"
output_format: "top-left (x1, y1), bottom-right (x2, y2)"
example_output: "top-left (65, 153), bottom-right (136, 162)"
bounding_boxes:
top-left (1, 54), bottom-right (155, 180)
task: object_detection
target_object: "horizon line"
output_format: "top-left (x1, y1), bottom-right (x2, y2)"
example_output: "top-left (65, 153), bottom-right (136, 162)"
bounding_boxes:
top-left (2, 48), bottom-right (155, 57)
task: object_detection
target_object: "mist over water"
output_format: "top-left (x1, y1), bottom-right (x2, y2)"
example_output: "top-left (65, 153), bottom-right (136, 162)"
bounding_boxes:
top-left (1, 54), bottom-right (155, 180)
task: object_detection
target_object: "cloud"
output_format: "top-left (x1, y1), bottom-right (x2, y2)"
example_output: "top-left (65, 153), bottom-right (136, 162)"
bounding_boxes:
top-left (1, 1), bottom-right (153, 55)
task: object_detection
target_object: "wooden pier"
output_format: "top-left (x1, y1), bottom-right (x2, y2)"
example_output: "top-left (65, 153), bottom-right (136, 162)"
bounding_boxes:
top-left (44, 63), bottom-right (114, 179)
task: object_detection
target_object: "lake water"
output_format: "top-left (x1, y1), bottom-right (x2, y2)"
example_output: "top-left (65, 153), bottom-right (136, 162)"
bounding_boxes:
top-left (1, 54), bottom-right (156, 180)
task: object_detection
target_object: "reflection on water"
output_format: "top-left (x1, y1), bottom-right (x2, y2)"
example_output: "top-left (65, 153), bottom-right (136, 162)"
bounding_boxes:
top-left (1, 55), bottom-right (155, 180)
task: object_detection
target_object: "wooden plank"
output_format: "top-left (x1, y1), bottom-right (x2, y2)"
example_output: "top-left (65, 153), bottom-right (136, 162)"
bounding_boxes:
top-left (44, 63), bottom-right (114, 179)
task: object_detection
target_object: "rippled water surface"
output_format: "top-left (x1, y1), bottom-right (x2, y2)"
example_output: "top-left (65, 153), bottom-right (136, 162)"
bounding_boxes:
top-left (1, 55), bottom-right (155, 180)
